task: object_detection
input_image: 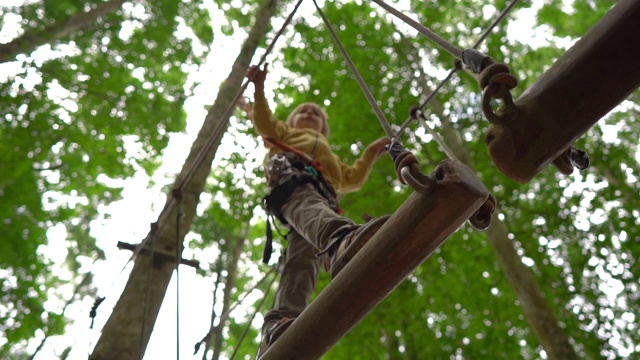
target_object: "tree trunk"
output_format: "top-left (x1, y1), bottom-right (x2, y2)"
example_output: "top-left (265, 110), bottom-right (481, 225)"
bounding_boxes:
top-left (89, 0), bottom-right (280, 358)
top-left (484, 214), bottom-right (578, 360)
top-left (212, 231), bottom-right (246, 360)
top-left (0, 0), bottom-right (127, 63)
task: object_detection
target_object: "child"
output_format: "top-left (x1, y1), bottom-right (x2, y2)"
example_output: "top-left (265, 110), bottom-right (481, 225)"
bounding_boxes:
top-left (246, 64), bottom-right (390, 357)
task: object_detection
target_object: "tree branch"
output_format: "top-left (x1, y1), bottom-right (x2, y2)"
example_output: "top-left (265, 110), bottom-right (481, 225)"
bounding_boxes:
top-left (0, 0), bottom-right (127, 63)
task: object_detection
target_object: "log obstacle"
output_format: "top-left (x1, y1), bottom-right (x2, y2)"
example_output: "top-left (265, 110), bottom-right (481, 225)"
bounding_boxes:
top-left (485, 0), bottom-right (640, 182)
top-left (260, 159), bottom-right (490, 359)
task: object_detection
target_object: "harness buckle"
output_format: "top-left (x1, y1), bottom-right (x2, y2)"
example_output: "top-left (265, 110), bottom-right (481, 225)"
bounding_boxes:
top-left (267, 153), bottom-right (293, 187)
top-left (306, 165), bottom-right (318, 177)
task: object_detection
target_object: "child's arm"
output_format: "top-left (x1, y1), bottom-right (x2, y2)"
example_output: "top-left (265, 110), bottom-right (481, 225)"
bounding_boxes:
top-left (363, 137), bottom-right (390, 162)
top-left (247, 64), bottom-right (267, 99)
top-left (246, 64), bottom-right (281, 138)
top-left (339, 137), bottom-right (390, 193)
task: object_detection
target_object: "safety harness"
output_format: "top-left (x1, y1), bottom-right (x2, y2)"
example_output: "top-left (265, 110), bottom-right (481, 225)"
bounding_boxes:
top-left (263, 137), bottom-right (324, 173)
top-left (261, 137), bottom-right (341, 263)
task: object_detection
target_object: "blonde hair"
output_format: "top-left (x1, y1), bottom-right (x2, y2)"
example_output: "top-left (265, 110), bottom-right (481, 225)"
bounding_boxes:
top-left (286, 102), bottom-right (330, 137)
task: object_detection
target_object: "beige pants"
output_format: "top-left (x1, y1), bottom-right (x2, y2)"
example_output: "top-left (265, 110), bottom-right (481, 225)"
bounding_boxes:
top-left (264, 182), bottom-right (356, 323)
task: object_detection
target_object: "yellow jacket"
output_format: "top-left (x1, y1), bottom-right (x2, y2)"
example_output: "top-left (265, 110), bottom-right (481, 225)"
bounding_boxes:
top-left (253, 94), bottom-right (377, 193)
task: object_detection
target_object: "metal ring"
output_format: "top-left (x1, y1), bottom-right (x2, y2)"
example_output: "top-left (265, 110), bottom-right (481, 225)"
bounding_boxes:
top-left (400, 165), bottom-right (436, 196)
top-left (469, 194), bottom-right (496, 230)
top-left (482, 85), bottom-right (518, 125)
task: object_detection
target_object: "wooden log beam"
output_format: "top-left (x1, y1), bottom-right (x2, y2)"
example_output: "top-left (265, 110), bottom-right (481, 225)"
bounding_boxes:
top-left (260, 159), bottom-right (490, 360)
top-left (485, 0), bottom-right (640, 183)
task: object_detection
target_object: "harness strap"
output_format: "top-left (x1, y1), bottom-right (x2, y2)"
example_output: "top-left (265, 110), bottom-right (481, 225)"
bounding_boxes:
top-left (264, 215), bottom-right (275, 264)
top-left (260, 139), bottom-right (343, 264)
top-left (262, 173), bottom-right (318, 264)
top-left (264, 173), bottom-right (318, 222)
top-left (263, 136), bottom-right (339, 201)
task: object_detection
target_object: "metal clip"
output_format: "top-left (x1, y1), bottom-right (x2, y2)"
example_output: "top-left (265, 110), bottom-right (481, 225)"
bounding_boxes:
top-left (267, 154), bottom-right (293, 187)
top-left (468, 194), bottom-right (496, 230)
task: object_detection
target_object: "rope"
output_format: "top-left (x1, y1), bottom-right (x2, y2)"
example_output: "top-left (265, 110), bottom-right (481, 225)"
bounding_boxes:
top-left (313, 0), bottom-right (520, 147)
top-left (371, 0), bottom-right (464, 60)
top-left (312, 0), bottom-right (395, 140)
top-left (473, 0), bottom-right (521, 49)
top-left (395, 67), bottom-right (459, 136)
top-left (395, 0), bottom-right (521, 143)
top-left (414, 109), bottom-right (460, 162)
top-left (174, 192), bottom-right (184, 360)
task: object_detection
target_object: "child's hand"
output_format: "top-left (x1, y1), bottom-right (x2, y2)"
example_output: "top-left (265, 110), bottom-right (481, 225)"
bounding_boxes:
top-left (246, 63), bottom-right (269, 85)
top-left (365, 137), bottom-right (391, 160)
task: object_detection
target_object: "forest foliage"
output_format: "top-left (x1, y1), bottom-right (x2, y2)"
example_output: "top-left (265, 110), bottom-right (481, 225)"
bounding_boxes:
top-left (1, 0), bottom-right (639, 359)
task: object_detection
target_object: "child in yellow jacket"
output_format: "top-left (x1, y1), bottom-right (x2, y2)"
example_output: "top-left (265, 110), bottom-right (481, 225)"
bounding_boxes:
top-left (247, 64), bottom-right (389, 357)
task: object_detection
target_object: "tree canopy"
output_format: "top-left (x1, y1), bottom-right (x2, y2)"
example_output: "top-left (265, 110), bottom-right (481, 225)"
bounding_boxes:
top-left (1, 0), bottom-right (638, 359)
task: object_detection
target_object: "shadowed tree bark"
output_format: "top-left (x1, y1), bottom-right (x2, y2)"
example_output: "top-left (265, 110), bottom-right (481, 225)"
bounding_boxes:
top-left (89, 0), bottom-right (281, 358)
top-left (0, 0), bottom-right (127, 63)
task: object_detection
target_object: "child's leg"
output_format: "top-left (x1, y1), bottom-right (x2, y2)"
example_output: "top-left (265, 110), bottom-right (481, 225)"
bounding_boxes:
top-left (268, 229), bottom-right (322, 318)
top-left (259, 229), bottom-right (321, 355)
top-left (280, 183), bottom-right (356, 252)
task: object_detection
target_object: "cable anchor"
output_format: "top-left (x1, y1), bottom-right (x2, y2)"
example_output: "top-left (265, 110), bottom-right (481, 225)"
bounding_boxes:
top-left (387, 138), bottom-right (436, 196)
top-left (409, 105), bottom-right (496, 230)
top-left (462, 49), bottom-right (519, 125)
top-left (469, 193), bottom-right (496, 230)
top-left (552, 146), bottom-right (591, 175)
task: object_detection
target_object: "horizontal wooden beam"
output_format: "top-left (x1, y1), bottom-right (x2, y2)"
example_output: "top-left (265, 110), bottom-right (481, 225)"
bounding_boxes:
top-left (116, 241), bottom-right (200, 269)
top-left (260, 159), bottom-right (490, 359)
top-left (485, 0), bottom-right (640, 183)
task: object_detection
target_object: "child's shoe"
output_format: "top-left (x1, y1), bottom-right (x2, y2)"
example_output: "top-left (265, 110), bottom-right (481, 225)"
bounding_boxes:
top-left (330, 215), bottom-right (391, 278)
top-left (256, 316), bottom-right (295, 359)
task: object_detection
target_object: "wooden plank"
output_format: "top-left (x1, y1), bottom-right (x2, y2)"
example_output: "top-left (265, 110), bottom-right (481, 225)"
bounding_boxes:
top-left (260, 159), bottom-right (490, 359)
top-left (485, 0), bottom-right (640, 183)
